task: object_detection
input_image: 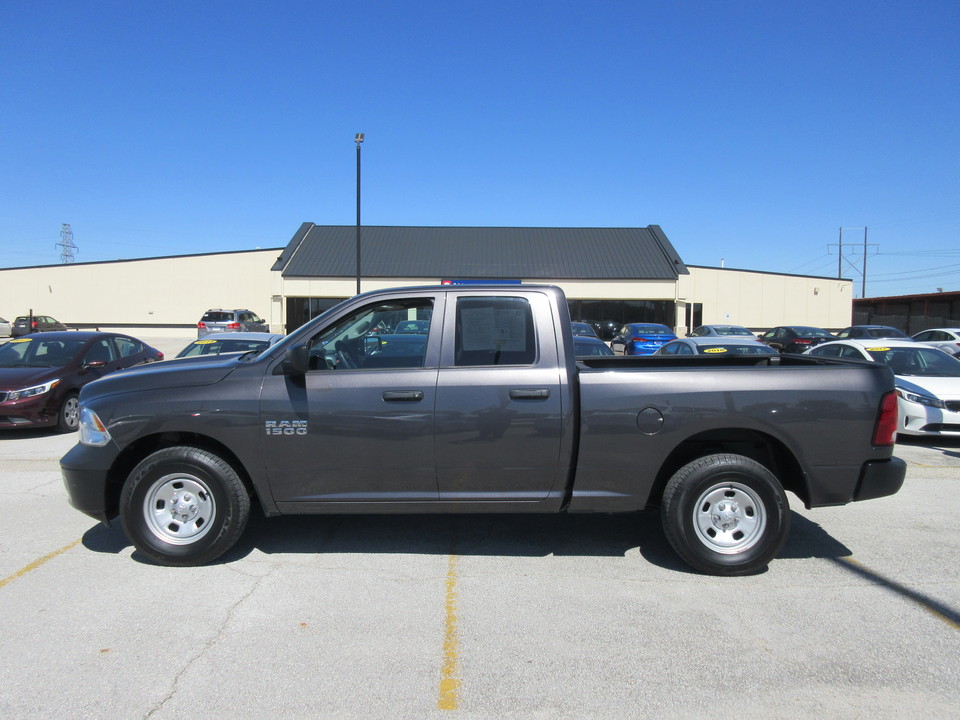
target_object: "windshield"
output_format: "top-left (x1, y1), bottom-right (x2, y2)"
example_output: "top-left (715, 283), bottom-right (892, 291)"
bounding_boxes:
top-left (0, 337), bottom-right (85, 367)
top-left (698, 344), bottom-right (776, 355)
top-left (865, 346), bottom-right (960, 377)
top-left (177, 338), bottom-right (272, 357)
top-left (793, 327), bottom-right (834, 338)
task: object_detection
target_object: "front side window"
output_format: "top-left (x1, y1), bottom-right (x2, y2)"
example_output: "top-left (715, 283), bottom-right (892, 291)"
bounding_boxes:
top-left (455, 297), bottom-right (536, 366)
top-left (305, 298), bottom-right (434, 370)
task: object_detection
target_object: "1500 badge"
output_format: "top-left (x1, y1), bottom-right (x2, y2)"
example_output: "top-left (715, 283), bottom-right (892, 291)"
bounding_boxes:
top-left (265, 420), bottom-right (308, 436)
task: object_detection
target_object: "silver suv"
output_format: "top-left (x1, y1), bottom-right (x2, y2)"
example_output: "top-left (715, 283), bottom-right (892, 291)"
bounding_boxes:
top-left (197, 309), bottom-right (269, 338)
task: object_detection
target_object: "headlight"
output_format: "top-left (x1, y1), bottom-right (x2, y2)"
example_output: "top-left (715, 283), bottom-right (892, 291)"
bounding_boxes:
top-left (897, 388), bottom-right (945, 408)
top-left (6, 379), bottom-right (60, 401)
top-left (78, 406), bottom-right (112, 447)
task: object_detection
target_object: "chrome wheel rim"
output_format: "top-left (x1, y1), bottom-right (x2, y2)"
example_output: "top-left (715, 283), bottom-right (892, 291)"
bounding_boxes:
top-left (143, 474), bottom-right (216, 545)
top-left (693, 481), bottom-right (766, 554)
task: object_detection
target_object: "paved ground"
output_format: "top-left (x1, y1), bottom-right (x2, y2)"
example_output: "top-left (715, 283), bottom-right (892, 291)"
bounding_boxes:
top-left (0, 423), bottom-right (957, 718)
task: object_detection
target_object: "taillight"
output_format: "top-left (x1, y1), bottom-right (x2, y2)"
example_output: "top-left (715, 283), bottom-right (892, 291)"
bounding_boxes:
top-left (198, 322), bottom-right (206, 329)
top-left (872, 390), bottom-right (899, 446)
top-left (31, 321), bottom-right (38, 329)
top-left (227, 322), bottom-right (241, 330)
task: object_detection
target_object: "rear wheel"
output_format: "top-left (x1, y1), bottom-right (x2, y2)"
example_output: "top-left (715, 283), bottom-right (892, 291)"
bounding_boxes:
top-left (120, 446), bottom-right (250, 566)
top-left (661, 453), bottom-right (790, 576)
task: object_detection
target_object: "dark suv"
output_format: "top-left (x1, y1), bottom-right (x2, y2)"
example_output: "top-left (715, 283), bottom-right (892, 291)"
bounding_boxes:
top-left (197, 309), bottom-right (269, 338)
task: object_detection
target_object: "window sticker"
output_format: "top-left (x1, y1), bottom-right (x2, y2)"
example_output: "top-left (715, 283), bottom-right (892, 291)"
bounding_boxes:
top-left (703, 347), bottom-right (728, 353)
top-left (10, 338), bottom-right (32, 343)
top-left (867, 347), bottom-right (890, 352)
top-left (461, 307), bottom-right (527, 352)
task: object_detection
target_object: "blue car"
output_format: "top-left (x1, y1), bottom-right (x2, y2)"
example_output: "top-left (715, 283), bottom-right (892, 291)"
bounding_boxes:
top-left (610, 323), bottom-right (677, 355)
top-left (573, 336), bottom-right (613, 356)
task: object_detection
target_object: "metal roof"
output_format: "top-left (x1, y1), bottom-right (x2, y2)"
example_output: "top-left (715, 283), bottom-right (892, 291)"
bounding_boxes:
top-left (272, 224), bottom-right (688, 280)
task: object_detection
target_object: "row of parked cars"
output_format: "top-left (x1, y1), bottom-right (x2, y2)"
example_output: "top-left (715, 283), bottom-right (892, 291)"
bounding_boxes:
top-left (4, 308), bottom-right (960, 440)
top-left (569, 320), bottom-right (960, 440)
top-left (0, 308), bottom-right (282, 434)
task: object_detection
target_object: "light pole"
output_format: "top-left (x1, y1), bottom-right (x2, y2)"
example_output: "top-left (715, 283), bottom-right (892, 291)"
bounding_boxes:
top-left (355, 132), bottom-right (364, 295)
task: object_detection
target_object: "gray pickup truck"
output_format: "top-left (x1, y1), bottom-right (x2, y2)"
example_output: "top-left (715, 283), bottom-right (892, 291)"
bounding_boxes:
top-left (61, 285), bottom-right (905, 575)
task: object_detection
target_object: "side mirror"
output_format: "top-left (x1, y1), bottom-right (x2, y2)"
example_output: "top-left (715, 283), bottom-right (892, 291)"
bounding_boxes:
top-left (284, 344), bottom-right (310, 375)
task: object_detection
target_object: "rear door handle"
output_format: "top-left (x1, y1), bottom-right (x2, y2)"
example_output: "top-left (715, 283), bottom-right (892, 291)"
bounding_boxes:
top-left (509, 388), bottom-right (550, 400)
top-left (382, 390), bottom-right (424, 402)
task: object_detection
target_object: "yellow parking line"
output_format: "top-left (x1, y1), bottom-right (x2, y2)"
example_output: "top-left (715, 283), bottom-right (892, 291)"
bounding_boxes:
top-left (0, 538), bottom-right (82, 590)
top-left (437, 552), bottom-right (461, 710)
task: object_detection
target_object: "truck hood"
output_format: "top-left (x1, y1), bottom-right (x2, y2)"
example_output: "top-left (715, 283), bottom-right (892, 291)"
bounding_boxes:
top-left (79, 354), bottom-right (243, 401)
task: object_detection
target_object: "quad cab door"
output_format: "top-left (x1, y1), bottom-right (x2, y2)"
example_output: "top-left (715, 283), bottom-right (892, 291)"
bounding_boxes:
top-left (433, 291), bottom-right (568, 504)
top-left (259, 293), bottom-right (442, 508)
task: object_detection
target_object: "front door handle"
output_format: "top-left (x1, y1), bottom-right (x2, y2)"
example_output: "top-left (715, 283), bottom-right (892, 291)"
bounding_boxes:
top-left (509, 388), bottom-right (550, 400)
top-left (382, 390), bottom-right (424, 402)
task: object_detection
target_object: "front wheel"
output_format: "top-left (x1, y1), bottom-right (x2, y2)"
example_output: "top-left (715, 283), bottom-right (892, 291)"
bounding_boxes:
top-left (120, 446), bottom-right (250, 566)
top-left (57, 392), bottom-right (80, 433)
top-left (661, 454), bottom-right (790, 576)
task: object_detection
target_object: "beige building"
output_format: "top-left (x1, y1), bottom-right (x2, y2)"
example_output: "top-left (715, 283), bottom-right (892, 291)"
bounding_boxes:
top-left (0, 224), bottom-right (853, 338)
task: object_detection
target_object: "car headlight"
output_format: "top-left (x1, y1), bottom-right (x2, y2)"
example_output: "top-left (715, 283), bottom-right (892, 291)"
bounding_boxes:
top-left (78, 406), bottom-right (112, 447)
top-left (6, 379), bottom-right (60, 401)
top-left (896, 388), bottom-right (945, 409)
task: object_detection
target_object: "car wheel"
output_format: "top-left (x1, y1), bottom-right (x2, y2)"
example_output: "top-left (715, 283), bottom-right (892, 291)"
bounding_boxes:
top-left (57, 392), bottom-right (80, 433)
top-left (661, 453), bottom-right (790, 576)
top-left (120, 447), bottom-right (250, 567)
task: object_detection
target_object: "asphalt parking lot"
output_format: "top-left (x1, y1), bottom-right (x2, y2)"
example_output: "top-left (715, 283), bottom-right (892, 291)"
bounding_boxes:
top-left (1, 336), bottom-right (959, 718)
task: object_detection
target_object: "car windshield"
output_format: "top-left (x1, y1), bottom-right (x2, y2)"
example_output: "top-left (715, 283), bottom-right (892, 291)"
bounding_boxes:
top-left (201, 312), bottom-right (234, 322)
top-left (0, 337), bottom-right (85, 367)
top-left (697, 344), bottom-right (776, 355)
top-left (630, 325), bottom-right (671, 334)
top-left (865, 346), bottom-right (960, 377)
top-left (712, 326), bottom-right (753, 336)
top-left (793, 327), bottom-right (834, 337)
top-left (177, 338), bottom-right (272, 357)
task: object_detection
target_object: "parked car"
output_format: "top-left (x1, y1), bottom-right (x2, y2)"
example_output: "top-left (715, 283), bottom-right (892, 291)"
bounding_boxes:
top-left (689, 324), bottom-right (757, 338)
top-left (0, 317), bottom-right (10, 337)
top-left (573, 336), bottom-right (613, 356)
top-left (0, 331), bottom-right (162, 432)
top-left (11, 315), bottom-right (68, 337)
top-left (758, 326), bottom-right (835, 353)
top-left (610, 323), bottom-right (678, 355)
top-left (805, 339), bottom-right (960, 437)
top-left (176, 332), bottom-right (285, 358)
top-left (571, 322), bottom-right (600, 338)
top-left (197, 309), bottom-right (268, 338)
top-left (912, 328), bottom-right (960, 356)
top-left (392, 320), bottom-right (431, 334)
top-left (835, 325), bottom-right (912, 340)
top-left (656, 337), bottom-right (779, 356)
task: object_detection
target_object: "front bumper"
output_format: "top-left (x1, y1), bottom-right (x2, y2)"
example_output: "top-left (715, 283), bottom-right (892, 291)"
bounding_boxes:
top-left (60, 442), bottom-right (120, 524)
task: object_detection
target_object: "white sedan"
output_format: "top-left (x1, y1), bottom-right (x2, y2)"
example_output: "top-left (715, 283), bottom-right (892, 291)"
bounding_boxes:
top-left (912, 328), bottom-right (960, 356)
top-left (805, 339), bottom-right (960, 437)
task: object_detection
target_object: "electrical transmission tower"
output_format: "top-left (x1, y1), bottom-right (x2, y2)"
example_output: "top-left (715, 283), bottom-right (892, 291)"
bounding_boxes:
top-left (57, 223), bottom-right (78, 263)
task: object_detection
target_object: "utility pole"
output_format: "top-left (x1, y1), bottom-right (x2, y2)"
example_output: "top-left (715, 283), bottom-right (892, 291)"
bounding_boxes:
top-left (355, 133), bottom-right (364, 296)
top-left (57, 223), bottom-right (78, 263)
top-left (830, 227), bottom-right (875, 298)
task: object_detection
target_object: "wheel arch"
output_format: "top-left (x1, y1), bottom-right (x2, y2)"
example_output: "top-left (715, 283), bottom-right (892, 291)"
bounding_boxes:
top-left (104, 432), bottom-right (256, 520)
top-left (648, 428), bottom-right (808, 509)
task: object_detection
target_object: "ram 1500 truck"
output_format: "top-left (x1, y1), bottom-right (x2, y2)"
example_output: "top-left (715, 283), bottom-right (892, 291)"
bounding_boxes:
top-left (61, 285), bottom-right (906, 575)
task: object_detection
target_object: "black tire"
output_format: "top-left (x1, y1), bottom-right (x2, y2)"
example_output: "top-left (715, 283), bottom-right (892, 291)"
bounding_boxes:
top-left (57, 392), bottom-right (80, 433)
top-left (120, 446), bottom-right (250, 567)
top-left (661, 453), bottom-right (790, 576)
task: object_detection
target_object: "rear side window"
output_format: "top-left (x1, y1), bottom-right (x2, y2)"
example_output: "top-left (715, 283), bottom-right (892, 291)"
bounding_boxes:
top-left (455, 297), bottom-right (536, 366)
top-left (115, 337), bottom-right (143, 358)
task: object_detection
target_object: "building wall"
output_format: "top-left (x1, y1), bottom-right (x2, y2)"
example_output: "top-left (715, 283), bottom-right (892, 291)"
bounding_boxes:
top-left (678, 267), bottom-right (853, 330)
top-left (0, 250), bottom-right (283, 337)
top-left (1, 251), bottom-right (851, 337)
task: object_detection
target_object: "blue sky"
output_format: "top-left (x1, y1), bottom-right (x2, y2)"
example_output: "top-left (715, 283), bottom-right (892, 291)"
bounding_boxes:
top-left (2, 0), bottom-right (958, 297)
